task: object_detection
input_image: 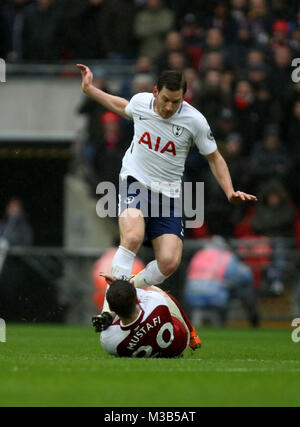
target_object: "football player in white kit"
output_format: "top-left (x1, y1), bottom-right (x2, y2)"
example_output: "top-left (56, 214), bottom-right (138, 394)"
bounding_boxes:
top-left (77, 64), bottom-right (257, 333)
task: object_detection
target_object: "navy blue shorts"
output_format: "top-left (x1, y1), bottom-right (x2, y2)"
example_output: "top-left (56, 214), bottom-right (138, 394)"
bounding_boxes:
top-left (118, 176), bottom-right (184, 243)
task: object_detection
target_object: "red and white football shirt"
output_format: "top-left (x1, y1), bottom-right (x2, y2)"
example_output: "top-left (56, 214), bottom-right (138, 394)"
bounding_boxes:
top-left (100, 289), bottom-right (189, 358)
top-left (121, 92), bottom-right (217, 197)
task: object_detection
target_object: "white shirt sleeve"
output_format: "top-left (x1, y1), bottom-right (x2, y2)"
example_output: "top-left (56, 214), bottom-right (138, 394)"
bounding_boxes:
top-left (100, 325), bottom-right (130, 356)
top-left (125, 101), bottom-right (134, 118)
top-left (125, 93), bottom-right (141, 118)
top-left (194, 117), bottom-right (217, 155)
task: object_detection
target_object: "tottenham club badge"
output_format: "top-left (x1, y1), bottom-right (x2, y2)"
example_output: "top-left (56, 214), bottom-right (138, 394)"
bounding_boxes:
top-left (207, 129), bottom-right (215, 141)
top-left (172, 125), bottom-right (184, 137)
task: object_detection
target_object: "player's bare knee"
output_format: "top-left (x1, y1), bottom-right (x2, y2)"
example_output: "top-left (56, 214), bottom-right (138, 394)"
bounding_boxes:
top-left (121, 233), bottom-right (143, 253)
top-left (158, 256), bottom-right (180, 277)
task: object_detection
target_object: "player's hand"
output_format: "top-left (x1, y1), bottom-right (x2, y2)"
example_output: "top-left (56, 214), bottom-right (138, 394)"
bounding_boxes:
top-left (76, 64), bottom-right (93, 92)
top-left (99, 272), bottom-right (135, 286)
top-left (99, 273), bottom-right (116, 286)
top-left (228, 191), bottom-right (258, 205)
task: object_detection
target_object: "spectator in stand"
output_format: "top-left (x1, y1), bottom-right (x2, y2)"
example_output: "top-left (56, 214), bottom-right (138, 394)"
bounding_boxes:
top-left (184, 236), bottom-right (259, 327)
top-left (180, 12), bottom-right (203, 52)
top-left (269, 45), bottom-right (293, 99)
top-left (246, 48), bottom-right (267, 67)
top-left (21, 0), bottom-right (65, 60)
top-left (290, 26), bottom-right (300, 55)
top-left (157, 31), bottom-right (183, 64)
top-left (156, 31), bottom-right (192, 74)
top-left (204, 0), bottom-right (238, 43)
top-left (164, 51), bottom-right (188, 73)
top-left (233, 79), bottom-right (264, 154)
top-left (226, 23), bottom-right (254, 70)
top-left (288, 99), bottom-right (300, 164)
top-left (230, 0), bottom-right (248, 28)
top-left (0, 198), bottom-right (34, 321)
top-left (248, 0), bottom-right (273, 47)
top-left (270, 0), bottom-right (298, 21)
top-left (131, 74), bottom-right (156, 95)
top-left (164, 0), bottom-right (199, 24)
top-left (68, 0), bottom-right (106, 60)
top-left (256, 81), bottom-right (279, 126)
top-left (287, 99), bottom-right (300, 205)
top-left (200, 28), bottom-right (228, 70)
top-left (0, 14), bottom-right (4, 59)
top-left (119, 55), bottom-right (156, 100)
top-left (0, 0), bottom-right (32, 61)
top-left (0, 197), bottom-right (33, 247)
top-left (133, 0), bottom-right (175, 61)
top-left (183, 67), bottom-right (201, 105)
top-left (247, 62), bottom-right (269, 90)
top-left (223, 133), bottom-right (250, 193)
top-left (215, 107), bottom-right (238, 142)
top-left (201, 51), bottom-right (225, 74)
top-left (249, 124), bottom-right (292, 192)
top-left (204, 27), bottom-right (226, 54)
top-left (94, 112), bottom-right (130, 191)
top-left (194, 70), bottom-right (224, 132)
top-left (252, 181), bottom-right (295, 238)
top-left (101, 0), bottom-right (138, 60)
top-left (134, 55), bottom-right (154, 75)
top-left (77, 69), bottom-right (108, 168)
top-left (251, 180), bottom-right (296, 295)
top-left (280, 80), bottom-right (300, 136)
top-left (246, 63), bottom-right (278, 125)
top-left (271, 19), bottom-right (290, 50)
top-left (179, 14), bottom-right (203, 70)
top-left (202, 153), bottom-right (238, 237)
top-left (219, 69), bottom-right (235, 105)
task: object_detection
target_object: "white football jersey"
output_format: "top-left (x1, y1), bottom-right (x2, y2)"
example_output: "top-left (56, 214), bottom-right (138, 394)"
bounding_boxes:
top-left (100, 289), bottom-right (189, 358)
top-left (121, 92), bottom-right (217, 197)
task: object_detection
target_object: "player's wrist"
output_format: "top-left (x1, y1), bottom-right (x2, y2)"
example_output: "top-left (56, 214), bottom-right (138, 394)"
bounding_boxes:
top-left (226, 190), bottom-right (235, 201)
top-left (82, 83), bottom-right (92, 94)
top-left (82, 80), bottom-right (96, 93)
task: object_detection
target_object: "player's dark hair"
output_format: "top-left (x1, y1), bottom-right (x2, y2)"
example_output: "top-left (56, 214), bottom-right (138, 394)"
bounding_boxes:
top-left (106, 280), bottom-right (137, 319)
top-left (157, 70), bottom-right (187, 94)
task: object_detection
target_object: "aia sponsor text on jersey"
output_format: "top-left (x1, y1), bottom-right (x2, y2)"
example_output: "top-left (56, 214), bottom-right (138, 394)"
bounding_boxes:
top-left (138, 132), bottom-right (177, 156)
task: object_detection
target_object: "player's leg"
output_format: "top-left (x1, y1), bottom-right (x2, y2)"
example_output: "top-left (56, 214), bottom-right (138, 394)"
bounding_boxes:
top-left (145, 285), bottom-right (201, 351)
top-left (101, 207), bottom-right (145, 314)
top-left (164, 291), bottom-right (202, 350)
top-left (127, 188), bottom-right (184, 288)
top-left (109, 208), bottom-right (145, 279)
top-left (152, 233), bottom-right (183, 277)
top-left (110, 175), bottom-right (147, 281)
top-left (132, 234), bottom-right (182, 288)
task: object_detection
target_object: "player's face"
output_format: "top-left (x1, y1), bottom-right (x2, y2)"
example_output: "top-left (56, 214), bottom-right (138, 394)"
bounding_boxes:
top-left (153, 86), bottom-right (184, 119)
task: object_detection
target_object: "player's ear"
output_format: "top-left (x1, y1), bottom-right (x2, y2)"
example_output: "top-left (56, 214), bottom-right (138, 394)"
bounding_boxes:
top-left (153, 86), bottom-right (158, 98)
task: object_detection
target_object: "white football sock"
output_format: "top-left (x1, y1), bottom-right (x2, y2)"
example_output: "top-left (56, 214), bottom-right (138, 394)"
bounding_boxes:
top-left (102, 245), bottom-right (136, 314)
top-left (133, 260), bottom-right (168, 288)
top-left (102, 293), bottom-right (111, 313)
top-left (110, 245), bottom-right (136, 280)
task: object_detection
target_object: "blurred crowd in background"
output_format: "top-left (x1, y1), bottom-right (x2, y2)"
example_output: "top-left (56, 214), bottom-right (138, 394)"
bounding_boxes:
top-left (1, 0), bottom-right (300, 242)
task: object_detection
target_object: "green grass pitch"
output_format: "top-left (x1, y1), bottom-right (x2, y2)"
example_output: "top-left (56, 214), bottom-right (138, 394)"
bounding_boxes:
top-left (0, 324), bottom-right (299, 407)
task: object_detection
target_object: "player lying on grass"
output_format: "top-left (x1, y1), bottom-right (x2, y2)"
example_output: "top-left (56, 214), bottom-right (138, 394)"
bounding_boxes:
top-left (92, 274), bottom-right (201, 358)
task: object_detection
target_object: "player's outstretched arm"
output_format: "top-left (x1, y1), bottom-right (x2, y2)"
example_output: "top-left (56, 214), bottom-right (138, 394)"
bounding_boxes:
top-left (205, 149), bottom-right (258, 205)
top-left (76, 64), bottom-right (132, 120)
